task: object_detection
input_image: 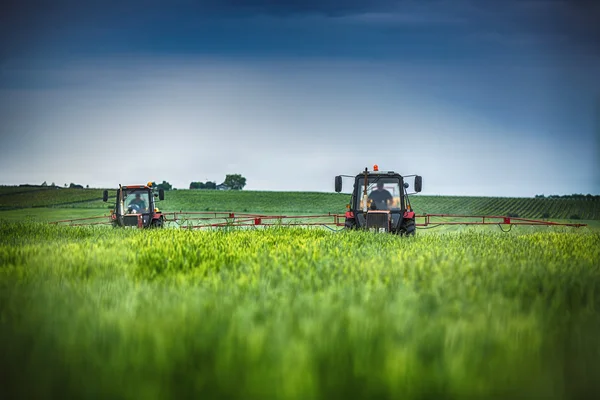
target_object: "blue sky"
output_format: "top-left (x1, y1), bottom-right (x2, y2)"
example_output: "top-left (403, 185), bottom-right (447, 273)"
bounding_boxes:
top-left (1, 0), bottom-right (599, 196)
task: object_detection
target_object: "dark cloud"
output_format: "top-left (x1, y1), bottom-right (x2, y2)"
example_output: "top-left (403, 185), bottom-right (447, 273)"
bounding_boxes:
top-left (0, 0), bottom-right (393, 57)
top-left (1, 0), bottom-right (397, 21)
top-left (1, 0), bottom-right (598, 65)
top-left (194, 0), bottom-right (398, 16)
top-left (555, 0), bottom-right (600, 50)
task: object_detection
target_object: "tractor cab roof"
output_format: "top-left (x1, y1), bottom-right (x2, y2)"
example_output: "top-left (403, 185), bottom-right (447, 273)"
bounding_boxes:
top-left (120, 182), bottom-right (155, 190)
top-left (359, 165), bottom-right (400, 176)
top-left (361, 170), bottom-right (399, 176)
top-left (122, 185), bottom-right (150, 190)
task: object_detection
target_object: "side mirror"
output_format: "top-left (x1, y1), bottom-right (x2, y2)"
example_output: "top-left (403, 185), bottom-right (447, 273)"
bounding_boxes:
top-left (334, 176), bottom-right (342, 193)
top-left (103, 190), bottom-right (108, 202)
top-left (403, 182), bottom-right (409, 189)
top-left (414, 176), bottom-right (422, 193)
top-left (159, 189), bottom-right (165, 201)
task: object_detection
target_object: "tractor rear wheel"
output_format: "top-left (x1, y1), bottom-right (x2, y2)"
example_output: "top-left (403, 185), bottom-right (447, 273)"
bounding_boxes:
top-left (401, 218), bottom-right (416, 236)
top-left (151, 218), bottom-right (164, 229)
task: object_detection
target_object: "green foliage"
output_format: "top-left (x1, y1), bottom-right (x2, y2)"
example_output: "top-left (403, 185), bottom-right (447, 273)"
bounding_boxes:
top-left (205, 181), bottom-right (217, 190)
top-left (224, 174), bottom-right (247, 190)
top-left (0, 222), bottom-right (599, 399)
top-left (191, 181), bottom-right (217, 190)
top-left (151, 181), bottom-right (172, 191)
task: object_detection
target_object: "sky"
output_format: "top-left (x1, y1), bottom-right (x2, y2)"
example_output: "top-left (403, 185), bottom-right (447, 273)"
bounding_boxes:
top-left (1, 0), bottom-right (599, 196)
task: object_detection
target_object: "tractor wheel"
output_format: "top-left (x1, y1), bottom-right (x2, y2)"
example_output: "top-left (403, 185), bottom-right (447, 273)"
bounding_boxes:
top-left (402, 218), bottom-right (416, 236)
top-left (151, 218), bottom-right (164, 229)
top-left (344, 219), bottom-right (356, 230)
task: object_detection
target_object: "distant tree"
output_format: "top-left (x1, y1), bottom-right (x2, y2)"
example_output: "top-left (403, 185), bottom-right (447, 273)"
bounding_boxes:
top-left (64, 183), bottom-right (67, 188)
top-left (41, 181), bottom-right (48, 187)
top-left (190, 181), bottom-right (217, 189)
top-left (51, 182), bottom-right (56, 187)
top-left (190, 181), bottom-right (208, 189)
top-left (86, 184), bottom-right (89, 189)
top-left (155, 180), bottom-right (172, 191)
top-left (205, 181), bottom-right (217, 190)
top-left (224, 174), bottom-right (247, 190)
top-left (69, 183), bottom-right (84, 189)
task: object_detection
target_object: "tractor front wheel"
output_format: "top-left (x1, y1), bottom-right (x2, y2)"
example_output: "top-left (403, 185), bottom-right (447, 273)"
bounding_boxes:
top-left (344, 218), bottom-right (356, 230)
top-left (401, 218), bottom-right (416, 236)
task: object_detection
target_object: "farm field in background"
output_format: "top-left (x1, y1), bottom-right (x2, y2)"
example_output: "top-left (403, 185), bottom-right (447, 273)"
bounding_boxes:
top-left (1, 186), bottom-right (599, 220)
top-left (1, 222), bottom-right (599, 399)
top-left (0, 187), bottom-right (115, 209)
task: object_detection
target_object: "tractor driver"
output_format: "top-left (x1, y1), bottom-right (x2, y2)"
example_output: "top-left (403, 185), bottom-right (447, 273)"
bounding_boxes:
top-left (128, 193), bottom-right (147, 212)
top-left (368, 181), bottom-right (393, 210)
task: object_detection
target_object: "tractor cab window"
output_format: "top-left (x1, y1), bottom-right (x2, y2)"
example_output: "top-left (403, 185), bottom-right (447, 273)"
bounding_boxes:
top-left (123, 190), bottom-right (150, 214)
top-left (356, 177), bottom-right (402, 211)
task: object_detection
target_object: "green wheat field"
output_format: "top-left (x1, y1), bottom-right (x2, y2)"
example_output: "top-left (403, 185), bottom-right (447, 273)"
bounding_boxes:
top-left (1, 186), bottom-right (599, 399)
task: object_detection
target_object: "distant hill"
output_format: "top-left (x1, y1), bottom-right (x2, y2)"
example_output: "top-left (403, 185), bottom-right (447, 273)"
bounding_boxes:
top-left (0, 186), bottom-right (598, 220)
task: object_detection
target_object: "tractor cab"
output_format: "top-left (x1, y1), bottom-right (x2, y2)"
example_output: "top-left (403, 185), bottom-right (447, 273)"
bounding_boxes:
top-left (335, 165), bottom-right (422, 235)
top-left (103, 182), bottom-right (165, 228)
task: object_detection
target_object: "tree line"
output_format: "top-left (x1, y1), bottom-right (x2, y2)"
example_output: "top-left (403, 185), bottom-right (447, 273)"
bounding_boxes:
top-left (34, 182), bottom-right (89, 189)
top-left (29, 175), bottom-right (247, 191)
top-left (189, 174), bottom-right (246, 190)
top-left (535, 194), bottom-right (600, 199)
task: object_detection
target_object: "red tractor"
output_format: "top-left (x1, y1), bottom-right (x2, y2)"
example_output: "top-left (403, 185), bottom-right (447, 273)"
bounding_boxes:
top-left (335, 165), bottom-right (422, 235)
top-left (103, 182), bottom-right (165, 228)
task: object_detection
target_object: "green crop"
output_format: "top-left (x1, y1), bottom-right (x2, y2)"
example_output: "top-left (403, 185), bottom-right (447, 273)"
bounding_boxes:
top-left (0, 188), bottom-right (113, 210)
top-left (2, 186), bottom-right (599, 219)
top-left (68, 191), bottom-right (600, 219)
top-left (1, 221), bottom-right (599, 399)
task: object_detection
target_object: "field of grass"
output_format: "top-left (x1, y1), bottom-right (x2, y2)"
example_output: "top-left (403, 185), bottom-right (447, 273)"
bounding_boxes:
top-left (1, 186), bottom-right (598, 220)
top-left (1, 186), bottom-right (599, 398)
top-left (0, 186), bottom-right (51, 195)
top-left (1, 222), bottom-right (599, 399)
top-left (0, 187), bottom-right (114, 210)
top-left (0, 208), bottom-right (113, 222)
